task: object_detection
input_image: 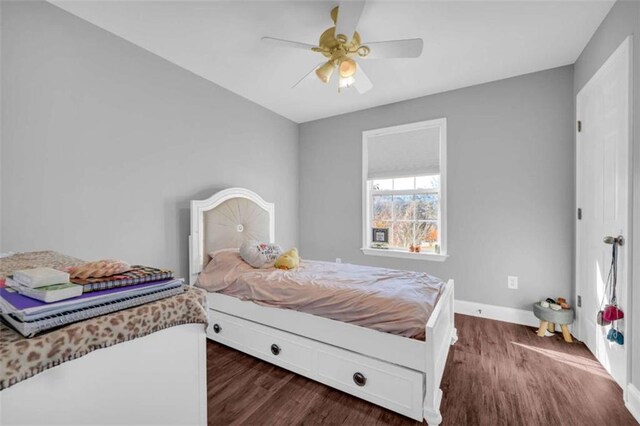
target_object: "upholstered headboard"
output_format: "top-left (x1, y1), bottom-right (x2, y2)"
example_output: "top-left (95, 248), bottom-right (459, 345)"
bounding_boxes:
top-left (189, 188), bottom-right (274, 284)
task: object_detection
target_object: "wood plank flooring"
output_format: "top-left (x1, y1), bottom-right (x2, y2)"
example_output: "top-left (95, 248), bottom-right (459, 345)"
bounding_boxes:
top-left (206, 314), bottom-right (638, 425)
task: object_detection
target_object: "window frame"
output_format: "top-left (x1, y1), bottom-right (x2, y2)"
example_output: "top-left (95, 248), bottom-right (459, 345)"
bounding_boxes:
top-left (361, 118), bottom-right (448, 262)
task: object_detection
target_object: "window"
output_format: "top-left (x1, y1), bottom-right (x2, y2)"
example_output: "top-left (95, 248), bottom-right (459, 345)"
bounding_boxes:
top-left (362, 118), bottom-right (447, 261)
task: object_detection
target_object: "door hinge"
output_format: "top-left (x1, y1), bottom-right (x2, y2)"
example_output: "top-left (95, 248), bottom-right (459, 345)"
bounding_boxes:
top-left (577, 208), bottom-right (582, 220)
top-left (577, 120), bottom-right (582, 132)
top-left (577, 295), bottom-right (582, 308)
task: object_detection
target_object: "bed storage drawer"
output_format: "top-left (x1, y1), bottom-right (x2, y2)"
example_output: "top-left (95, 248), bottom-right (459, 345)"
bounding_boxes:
top-left (207, 308), bottom-right (424, 421)
top-left (207, 309), bottom-right (247, 347)
top-left (243, 317), bottom-right (316, 375)
top-left (316, 347), bottom-right (424, 420)
top-left (208, 309), bottom-right (315, 376)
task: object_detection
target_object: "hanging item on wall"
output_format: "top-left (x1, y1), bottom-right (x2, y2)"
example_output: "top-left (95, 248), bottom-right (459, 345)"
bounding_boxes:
top-left (597, 235), bottom-right (625, 345)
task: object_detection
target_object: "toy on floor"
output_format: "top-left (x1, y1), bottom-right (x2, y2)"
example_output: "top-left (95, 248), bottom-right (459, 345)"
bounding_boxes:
top-left (274, 248), bottom-right (300, 270)
top-left (533, 301), bottom-right (574, 343)
top-left (540, 297), bottom-right (570, 310)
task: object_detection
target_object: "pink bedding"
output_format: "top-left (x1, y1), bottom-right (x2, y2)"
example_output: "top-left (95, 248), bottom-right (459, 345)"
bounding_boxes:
top-left (195, 250), bottom-right (446, 340)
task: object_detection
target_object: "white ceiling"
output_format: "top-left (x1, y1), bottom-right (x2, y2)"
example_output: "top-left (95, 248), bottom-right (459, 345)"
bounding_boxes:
top-left (50, 0), bottom-right (614, 123)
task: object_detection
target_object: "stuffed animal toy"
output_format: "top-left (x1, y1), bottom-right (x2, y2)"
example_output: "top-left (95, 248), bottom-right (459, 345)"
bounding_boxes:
top-left (274, 248), bottom-right (300, 270)
top-left (239, 240), bottom-right (282, 268)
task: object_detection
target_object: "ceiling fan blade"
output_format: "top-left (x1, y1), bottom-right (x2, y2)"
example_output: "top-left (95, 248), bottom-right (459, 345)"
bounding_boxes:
top-left (354, 63), bottom-right (373, 94)
top-left (292, 62), bottom-right (325, 88)
top-left (335, 1), bottom-right (366, 43)
top-left (363, 38), bottom-right (424, 59)
top-left (261, 36), bottom-right (317, 52)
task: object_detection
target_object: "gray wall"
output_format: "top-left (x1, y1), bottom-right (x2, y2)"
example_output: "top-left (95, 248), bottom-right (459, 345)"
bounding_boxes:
top-left (574, 0), bottom-right (640, 394)
top-left (299, 66), bottom-right (574, 311)
top-left (0, 1), bottom-right (299, 278)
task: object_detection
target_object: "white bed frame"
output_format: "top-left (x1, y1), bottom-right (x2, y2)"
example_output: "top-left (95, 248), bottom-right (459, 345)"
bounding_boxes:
top-left (190, 188), bottom-right (456, 425)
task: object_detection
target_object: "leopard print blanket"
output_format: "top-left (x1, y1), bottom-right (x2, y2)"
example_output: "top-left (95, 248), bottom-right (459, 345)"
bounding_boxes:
top-left (0, 250), bottom-right (86, 279)
top-left (0, 252), bottom-right (208, 391)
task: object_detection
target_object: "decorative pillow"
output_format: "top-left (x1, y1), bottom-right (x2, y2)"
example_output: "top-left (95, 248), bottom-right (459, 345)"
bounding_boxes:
top-left (239, 241), bottom-right (282, 268)
top-left (274, 248), bottom-right (300, 270)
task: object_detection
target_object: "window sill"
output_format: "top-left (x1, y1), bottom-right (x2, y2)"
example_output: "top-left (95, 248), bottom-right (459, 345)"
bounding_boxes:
top-left (360, 248), bottom-right (449, 262)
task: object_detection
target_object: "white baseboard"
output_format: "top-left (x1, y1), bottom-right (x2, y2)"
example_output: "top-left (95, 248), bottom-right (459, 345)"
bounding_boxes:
top-left (454, 299), bottom-right (539, 328)
top-left (627, 384), bottom-right (640, 423)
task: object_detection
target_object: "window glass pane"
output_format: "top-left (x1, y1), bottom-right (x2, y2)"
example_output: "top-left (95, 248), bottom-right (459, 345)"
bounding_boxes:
top-left (372, 195), bottom-right (392, 222)
top-left (371, 179), bottom-right (392, 191)
top-left (368, 174), bottom-right (443, 252)
top-left (416, 222), bottom-right (439, 247)
top-left (393, 177), bottom-right (414, 190)
top-left (391, 222), bottom-right (414, 249)
top-left (393, 195), bottom-right (414, 220)
top-left (416, 175), bottom-right (440, 190)
top-left (415, 194), bottom-right (439, 220)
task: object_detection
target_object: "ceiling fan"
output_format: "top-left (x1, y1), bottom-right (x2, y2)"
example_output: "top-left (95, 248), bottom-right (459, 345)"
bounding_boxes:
top-left (261, 1), bottom-right (423, 94)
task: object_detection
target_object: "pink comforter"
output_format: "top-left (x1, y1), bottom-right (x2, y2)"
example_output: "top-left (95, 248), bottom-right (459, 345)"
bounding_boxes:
top-left (195, 250), bottom-right (445, 340)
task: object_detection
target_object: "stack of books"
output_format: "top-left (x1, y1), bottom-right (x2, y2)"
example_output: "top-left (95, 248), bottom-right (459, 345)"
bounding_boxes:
top-left (7, 268), bottom-right (82, 303)
top-left (0, 265), bottom-right (183, 337)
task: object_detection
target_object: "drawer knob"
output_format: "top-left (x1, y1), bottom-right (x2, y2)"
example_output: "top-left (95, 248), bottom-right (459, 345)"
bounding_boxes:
top-left (213, 324), bottom-right (221, 334)
top-left (353, 372), bottom-right (367, 387)
top-left (271, 344), bottom-right (281, 356)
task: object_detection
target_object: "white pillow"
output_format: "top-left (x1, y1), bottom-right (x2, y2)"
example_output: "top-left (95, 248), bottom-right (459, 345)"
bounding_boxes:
top-left (239, 241), bottom-right (282, 268)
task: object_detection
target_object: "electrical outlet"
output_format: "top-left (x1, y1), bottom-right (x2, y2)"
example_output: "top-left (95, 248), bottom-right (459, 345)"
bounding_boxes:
top-left (336, 258), bottom-right (342, 263)
top-left (508, 276), bottom-right (518, 289)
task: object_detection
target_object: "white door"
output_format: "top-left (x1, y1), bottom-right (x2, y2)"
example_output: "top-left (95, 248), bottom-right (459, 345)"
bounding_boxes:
top-left (576, 36), bottom-right (631, 388)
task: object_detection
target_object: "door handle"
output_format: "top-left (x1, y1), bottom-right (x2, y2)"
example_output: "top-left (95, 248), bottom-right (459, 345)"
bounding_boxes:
top-left (603, 235), bottom-right (624, 246)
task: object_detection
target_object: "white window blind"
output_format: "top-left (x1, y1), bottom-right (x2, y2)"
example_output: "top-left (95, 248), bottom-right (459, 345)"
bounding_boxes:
top-left (366, 126), bottom-right (441, 180)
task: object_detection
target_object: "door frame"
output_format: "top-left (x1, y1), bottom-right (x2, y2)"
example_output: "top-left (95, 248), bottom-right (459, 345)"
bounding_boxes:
top-left (575, 35), bottom-right (633, 397)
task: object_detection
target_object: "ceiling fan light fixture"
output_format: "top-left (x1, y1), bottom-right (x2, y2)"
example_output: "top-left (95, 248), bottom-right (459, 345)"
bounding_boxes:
top-left (357, 45), bottom-right (370, 57)
top-left (262, 2), bottom-right (423, 94)
top-left (338, 75), bottom-right (355, 91)
top-left (315, 60), bottom-right (336, 83)
top-left (335, 33), bottom-right (349, 44)
top-left (339, 58), bottom-right (357, 78)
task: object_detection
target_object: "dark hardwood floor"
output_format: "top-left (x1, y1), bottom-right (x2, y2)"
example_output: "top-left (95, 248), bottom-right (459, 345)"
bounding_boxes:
top-left (207, 314), bottom-right (638, 425)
